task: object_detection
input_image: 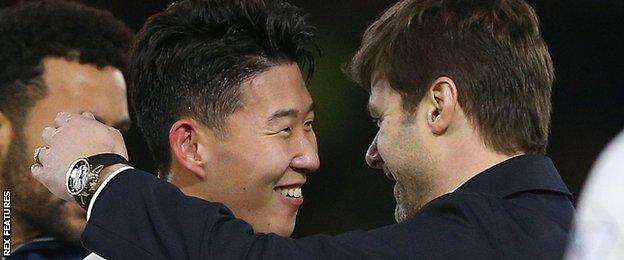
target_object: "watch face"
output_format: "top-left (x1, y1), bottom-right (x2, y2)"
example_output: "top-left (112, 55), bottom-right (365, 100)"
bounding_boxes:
top-left (67, 159), bottom-right (90, 195)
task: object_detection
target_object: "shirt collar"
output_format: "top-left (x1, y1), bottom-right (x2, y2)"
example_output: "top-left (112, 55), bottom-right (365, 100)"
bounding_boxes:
top-left (454, 154), bottom-right (572, 198)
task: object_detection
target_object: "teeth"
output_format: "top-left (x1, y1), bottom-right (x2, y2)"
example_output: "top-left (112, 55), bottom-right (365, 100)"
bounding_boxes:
top-left (276, 187), bottom-right (302, 198)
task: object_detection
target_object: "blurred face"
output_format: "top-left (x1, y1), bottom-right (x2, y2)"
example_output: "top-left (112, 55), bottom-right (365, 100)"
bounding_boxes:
top-left (1, 57), bottom-right (130, 243)
top-left (192, 63), bottom-right (319, 236)
top-left (365, 79), bottom-right (436, 223)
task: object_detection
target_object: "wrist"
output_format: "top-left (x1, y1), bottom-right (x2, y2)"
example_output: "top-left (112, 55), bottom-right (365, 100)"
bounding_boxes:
top-left (73, 163), bottom-right (128, 208)
top-left (66, 154), bottom-right (129, 209)
top-left (97, 163), bottom-right (128, 186)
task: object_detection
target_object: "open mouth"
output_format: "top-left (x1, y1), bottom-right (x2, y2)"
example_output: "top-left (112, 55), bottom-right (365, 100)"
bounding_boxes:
top-left (274, 186), bottom-right (302, 198)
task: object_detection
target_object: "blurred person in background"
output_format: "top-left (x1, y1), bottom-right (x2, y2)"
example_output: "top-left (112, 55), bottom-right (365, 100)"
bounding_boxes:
top-left (0, 0), bottom-right (132, 258)
top-left (566, 130), bottom-right (624, 260)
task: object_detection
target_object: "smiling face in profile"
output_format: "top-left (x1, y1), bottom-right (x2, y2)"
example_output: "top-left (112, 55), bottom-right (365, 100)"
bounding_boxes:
top-left (170, 63), bottom-right (320, 237)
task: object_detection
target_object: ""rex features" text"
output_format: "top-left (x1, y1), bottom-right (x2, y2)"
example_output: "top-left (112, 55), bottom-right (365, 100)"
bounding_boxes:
top-left (3, 190), bottom-right (10, 257)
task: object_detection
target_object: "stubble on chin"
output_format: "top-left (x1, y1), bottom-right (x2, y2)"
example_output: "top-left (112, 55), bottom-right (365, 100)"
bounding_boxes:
top-left (393, 179), bottom-right (433, 223)
top-left (1, 136), bottom-right (84, 243)
top-left (391, 153), bottom-right (436, 223)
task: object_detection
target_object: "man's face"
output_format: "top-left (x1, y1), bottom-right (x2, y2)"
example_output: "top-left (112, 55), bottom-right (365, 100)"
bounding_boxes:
top-left (193, 63), bottom-right (319, 236)
top-left (365, 79), bottom-right (437, 223)
top-left (2, 57), bottom-right (130, 242)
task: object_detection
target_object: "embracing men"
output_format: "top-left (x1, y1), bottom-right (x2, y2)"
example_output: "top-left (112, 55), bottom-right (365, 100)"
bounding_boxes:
top-left (32, 0), bottom-right (574, 258)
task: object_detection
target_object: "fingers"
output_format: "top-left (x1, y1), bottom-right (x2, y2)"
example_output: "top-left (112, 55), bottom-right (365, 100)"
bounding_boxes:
top-left (33, 146), bottom-right (45, 164)
top-left (30, 163), bottom-right (44, 178)
top-left (53, 111), bottom-right (96, 128)
top-left (54, 112), bottom-right (72, 128)
top-left (33, 146), bottom-right (51, 165)
top-left (81, 111), bottom-right (96, 120)
top-left (41, 126), bottom-right (57, 146)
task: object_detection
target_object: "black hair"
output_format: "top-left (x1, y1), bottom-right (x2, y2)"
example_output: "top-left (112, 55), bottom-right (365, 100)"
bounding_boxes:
top-left (0, 0), bottom-right (133, 131)
top-left (129, 0), bottom-right (317, 178)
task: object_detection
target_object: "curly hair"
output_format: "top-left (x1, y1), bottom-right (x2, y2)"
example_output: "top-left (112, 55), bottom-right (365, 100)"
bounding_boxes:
top-left (0, 0), bottom-right (133, 131)
top-left (129, 0), bottom-right (317, 177)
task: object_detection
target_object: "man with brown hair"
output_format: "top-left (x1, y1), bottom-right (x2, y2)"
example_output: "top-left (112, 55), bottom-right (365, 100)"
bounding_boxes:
top-left (32, 0), bottom-right (574, 258)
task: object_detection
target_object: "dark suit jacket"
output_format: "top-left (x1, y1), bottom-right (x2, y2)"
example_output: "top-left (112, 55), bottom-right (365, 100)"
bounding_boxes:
top-left (10, 237), bottom-right (87, 260)
top-left (82, 155), bottom-right (574, 259)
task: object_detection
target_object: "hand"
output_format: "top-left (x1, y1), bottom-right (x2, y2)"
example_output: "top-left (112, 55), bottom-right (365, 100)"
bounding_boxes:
top-left (30, 112), bottom-right (128, 202)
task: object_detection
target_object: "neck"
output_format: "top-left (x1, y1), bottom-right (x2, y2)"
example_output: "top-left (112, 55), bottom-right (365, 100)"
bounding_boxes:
top-left (168, 164), bottom-right (205, 199)
top-left (435, 135), bottom-right (523, 194)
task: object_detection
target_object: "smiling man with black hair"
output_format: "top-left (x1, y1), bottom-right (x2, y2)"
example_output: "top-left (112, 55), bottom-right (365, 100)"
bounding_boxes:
top-left (124, 0), bottom-right (320, 237)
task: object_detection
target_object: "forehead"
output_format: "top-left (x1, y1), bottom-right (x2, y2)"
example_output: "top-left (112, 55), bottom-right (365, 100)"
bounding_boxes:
top-left (39, 57), bottom-right (129, 125)
top-left (238, 63), bottom-right (313, 115)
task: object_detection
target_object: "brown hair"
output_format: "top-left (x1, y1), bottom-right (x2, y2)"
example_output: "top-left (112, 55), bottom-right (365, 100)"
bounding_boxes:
top-left (346, 0), bottom-right (554, 154)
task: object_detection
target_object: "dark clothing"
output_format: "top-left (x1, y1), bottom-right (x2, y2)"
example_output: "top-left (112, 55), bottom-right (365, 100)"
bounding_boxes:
top-left (10, 237), bottom-right (87, 260)
top-left (82, 155), bottom-right (574, 259)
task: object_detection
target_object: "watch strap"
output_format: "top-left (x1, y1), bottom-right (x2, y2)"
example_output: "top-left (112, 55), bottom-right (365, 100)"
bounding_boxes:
top-left (74, 153), bottom-right (129, 209)
top-left (87, 153), bottom-right (129, 168)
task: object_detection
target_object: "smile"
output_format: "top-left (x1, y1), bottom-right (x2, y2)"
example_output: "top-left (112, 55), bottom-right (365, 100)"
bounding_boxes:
top-left (275, 186), bottom-right (302, 198)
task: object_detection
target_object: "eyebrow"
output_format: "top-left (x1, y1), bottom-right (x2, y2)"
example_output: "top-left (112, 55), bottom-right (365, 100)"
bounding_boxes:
top-left (267, 102), bottom-right (315, 123)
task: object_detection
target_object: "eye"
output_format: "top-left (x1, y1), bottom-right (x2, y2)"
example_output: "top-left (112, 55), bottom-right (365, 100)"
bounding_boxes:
top-left (304, 120), bottom-right (314, 131)
top-left (280, 127), bottom-right (292, 134)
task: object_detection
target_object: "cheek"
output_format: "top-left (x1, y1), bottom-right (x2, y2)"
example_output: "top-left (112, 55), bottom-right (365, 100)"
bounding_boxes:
top-left (227, 140), bottom-right (292, 189)
top-left (254, 142), bottom-right (292, 181)
top-left (376, 126), bottom-right (411, 174)
top-left (23, 113), bottom-right (52, 149)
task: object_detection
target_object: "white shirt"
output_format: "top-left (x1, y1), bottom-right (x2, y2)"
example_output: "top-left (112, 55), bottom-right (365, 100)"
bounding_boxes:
top-left (86, 166), bottom-right (134, 220)
top-left (566, 130), bottom-right (624, 260)
top-left (82, 166), bottom-right (133, 260)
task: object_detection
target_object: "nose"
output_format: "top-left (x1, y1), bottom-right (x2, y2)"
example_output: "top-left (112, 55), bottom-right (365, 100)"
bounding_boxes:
top-left (290, 133), bottom-right (320, 173)
top-left (366, 132), bottom-right (384, 169)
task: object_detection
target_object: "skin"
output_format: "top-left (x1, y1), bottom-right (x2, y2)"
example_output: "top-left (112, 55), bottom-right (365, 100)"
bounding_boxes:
top-left (365, 76), bottom-right (518, 222)
top-left (0, 57), bottom-right (130, 247)
top-left (30, 69), bottom-right (521, 235)
top-left (169, 63), bottom-right (320, 237)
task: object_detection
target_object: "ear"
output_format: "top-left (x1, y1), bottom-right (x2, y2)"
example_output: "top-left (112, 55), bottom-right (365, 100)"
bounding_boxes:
top-left (168, 118), bottom-right (207, 179)
top-left (0, 112), bottom-right (13, 162)
top-left (425, 77), bottom-right (458, 135)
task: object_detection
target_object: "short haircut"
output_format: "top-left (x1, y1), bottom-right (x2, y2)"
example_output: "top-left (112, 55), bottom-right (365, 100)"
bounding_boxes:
top-left (129, 0), bottom-right (317, 178)
top-left (0, 0), bottom-right (133, 131)
top-left (346, 0), bottom-right (554, 154)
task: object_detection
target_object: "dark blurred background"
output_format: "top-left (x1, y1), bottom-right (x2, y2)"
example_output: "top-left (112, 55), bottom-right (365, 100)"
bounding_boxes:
top-left (3, 0), bottom-right (623, 237)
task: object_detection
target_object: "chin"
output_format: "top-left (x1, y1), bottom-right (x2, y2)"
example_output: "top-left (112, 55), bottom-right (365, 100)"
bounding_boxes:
top-left (267, 215), bottom-right (296, 237)
top-left (273, 225), bottom-right (295, 237)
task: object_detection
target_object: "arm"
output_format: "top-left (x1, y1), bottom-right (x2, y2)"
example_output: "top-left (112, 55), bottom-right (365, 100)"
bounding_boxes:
top-left (29, 112), bottom-right (399, 258)
top-left (83, 169), bottom-right (401, 259)
top-left (31, 112), bottom-right (480, 259)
